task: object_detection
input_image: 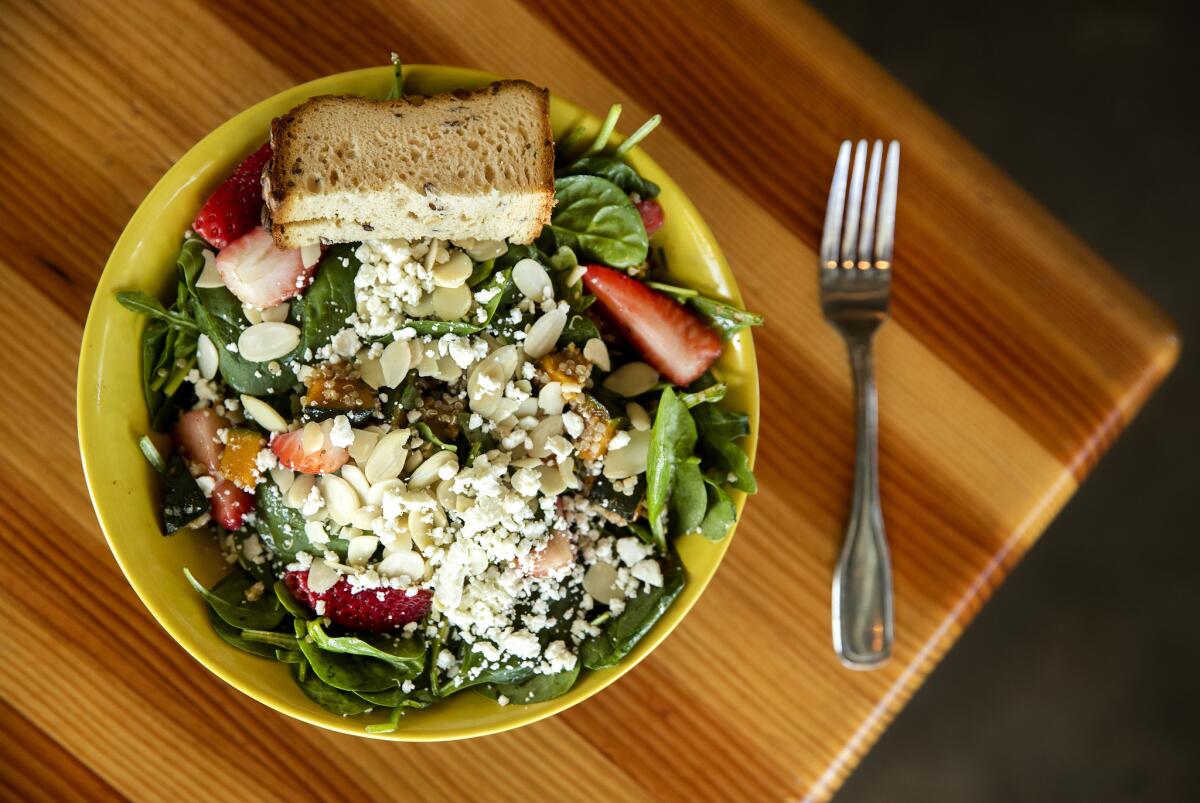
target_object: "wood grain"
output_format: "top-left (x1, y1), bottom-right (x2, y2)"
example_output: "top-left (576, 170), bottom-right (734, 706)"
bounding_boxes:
top-left (0, 0), bottom-right (1176, 800)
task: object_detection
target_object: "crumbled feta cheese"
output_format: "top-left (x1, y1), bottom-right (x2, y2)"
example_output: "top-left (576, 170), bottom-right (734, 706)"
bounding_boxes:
top-left (631, 558), bottom-right (663, 588)
top-left (616, 537), bottom-right (652, 567)
top-left (328, 415), bottom-right (354, 448)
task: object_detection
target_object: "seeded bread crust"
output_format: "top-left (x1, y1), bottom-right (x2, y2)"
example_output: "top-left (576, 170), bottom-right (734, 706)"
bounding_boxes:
top-left (264, 80), bottom-right (554, 248)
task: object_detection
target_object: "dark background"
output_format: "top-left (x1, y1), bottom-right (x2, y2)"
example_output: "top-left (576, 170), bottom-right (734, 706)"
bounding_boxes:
top-left (804, 2), bottom-right (1200, 801)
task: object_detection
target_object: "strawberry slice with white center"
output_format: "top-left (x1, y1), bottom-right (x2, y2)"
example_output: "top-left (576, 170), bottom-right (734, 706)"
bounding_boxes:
top-left (284, 571), bottom-right (432, 633)
top-left (174, 408), bottom-right (228, 475)
top-left (193, 142), bottom-right (272, 249)
top-left (270, 423), bottom-right (349, 475)
top-left (581, 265), bottom-right (723, 385)
top-left (215, 226), bottom-right (317, 309)
top-left (210, 479), bottom-right (254, 529)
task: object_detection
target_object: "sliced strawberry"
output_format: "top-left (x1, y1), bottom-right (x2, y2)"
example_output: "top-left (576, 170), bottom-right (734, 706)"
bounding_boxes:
top-left (215, 226), bottom-right (315, 309)
top-left (211, 479), bottom-right (254, 529)
top-left (634, 198), bottom-right (664, 236)
top-left (193, 143), bottom-right (272, 249)
top-left (581, 265), bottom-right (723, 385)
top-left (270, 425), bottom-right (349, 475)
top-left (174, 408), bottom-right (228, 475)
top-left (284, 571), bottom-right (432, 632)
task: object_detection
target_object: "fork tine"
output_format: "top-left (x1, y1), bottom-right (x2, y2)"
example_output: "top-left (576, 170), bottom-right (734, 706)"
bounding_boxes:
top-left (874, 141), bottom-right (901, 266)
top-left (820, 141), bottom-right (852, 267)
top-left (856, 140), bottom-right (884, 268)
top-left (840, 140), bottom-right (869, 267)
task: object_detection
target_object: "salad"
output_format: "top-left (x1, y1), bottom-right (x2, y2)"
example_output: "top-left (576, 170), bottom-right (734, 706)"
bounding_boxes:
top-left (118, 66), bottom-right (762, 732)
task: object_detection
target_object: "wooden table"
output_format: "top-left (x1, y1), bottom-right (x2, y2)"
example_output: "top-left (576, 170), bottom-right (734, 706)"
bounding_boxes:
top-left (0, 1), bottom-right (1177, 800)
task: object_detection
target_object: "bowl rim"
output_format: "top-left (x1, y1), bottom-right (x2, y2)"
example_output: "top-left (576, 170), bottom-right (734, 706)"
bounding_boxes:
top-left (77, 64), bottom-right (758, 741)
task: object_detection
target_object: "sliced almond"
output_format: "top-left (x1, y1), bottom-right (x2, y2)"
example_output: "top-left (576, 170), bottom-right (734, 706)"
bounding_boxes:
top-left (242, 304), bottom-right (264, 325)
top-left (320, 474), bottom-right (360, 526)
top-left (260, 302), bottom-right (290, 323)
top-left (306, 559), bottom-right (339, 594)
top-left (196, 334), bottom-right (219, 380)
top-left (304, 520), bottom-right (329, 546)
top-left (339, 464), bottom-right (371, 501)
top-left (539, 464), bottom-right (567, 496)
top-left (603, 361), bottom-right (660, 397)
top-left (238, 322), bottom-right (300, 363)
top-left (583, 561), bottom-right (621, 604)
top-left (378, 549), bottom-right (425, 580)
top-left (351, 505), bottom-right (378, 531)
top-left (359, 357), bottom-right (386, 390)
top-left (626, 402), bottom-right (651, 432)
top-left (513, 258), bottom-right (553, 302)
top-left (523, 309), bottom-right (567, 359)
top-left (538, 381), bottom-right (564, 415)
top-left (433, 251), bottom-right (473, 288)
top-left (301, 422), bottom-right (325, 454)
top-left (529, 415), bottom-right (565, 458)
top-left (583, 337), bottom-right (611, 371)
top-left (269, 465), bottom-right (294, 494)
top-left (347, 534), bottom-right (380, 567)
top-left (602, 429), bottom-right (652, 479)
top-left (408, 450), bottom-right (458, 489)
top-left (364, 430), bottom-right (410, 484)
top-left (195, 250), bottom-right (224, 289)
top-left (380, 339), bottom-right (412, 388)
top-left (458, 239), bottom-right (508, 262)
top-left (285, 474), bottom-right (315, 509)
top-left (241, 395), bottom-right (288, 433)
top-left (348, 428), bottom-right (380, 465)
top-left (300, 243), bottom-right (321, 269)
top-left (432, 284), bottom-right (473, 320)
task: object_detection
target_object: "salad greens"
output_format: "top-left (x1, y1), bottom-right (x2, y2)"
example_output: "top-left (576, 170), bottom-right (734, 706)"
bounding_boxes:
top-left (120, 85), bottom-right (763, 732)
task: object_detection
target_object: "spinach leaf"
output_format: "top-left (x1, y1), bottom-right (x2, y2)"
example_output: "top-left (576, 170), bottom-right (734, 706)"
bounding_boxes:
top-left (441, 648), bottom-right (533, 694)
top-left (403, 319), bottom-right (481, 337)
top-left (415, 422), bottom-right (456, 452)
top-left (692, 404), bottom-right (757, 494)
top-left (185, 568), bottom-right (285, 630)
top-left (276, 649), bottom-right (304, 663)
top-left (559, 313), bottom-right (600, 347)
top-left (297, 632), bottom-right (407, 693)
top-left (477, 663), bottom-right (581, 705)
top-left (669, 458), bottom-right (707, 537)
top-left (688, 296), bottom-right (765, 340)
top-left (117, 291), bottom-right (199, 330)
top-left (241, 629), bottom-right (299, 649)
top-left (699, 478), bottom-right (737, 542)
top-left (560, 154), bottom-right (660, 199)
top-left (457, 412), bottom-right (494, 462)
top-left (467, 257), bottom-right (496, 288)
top-left (401, 267), bottom-right (518, 338)
top-left (162, 454), bottom-right (207, 534)
top-left (680, 382), bottom-right (726, 408)
top-left (209, 610), bottom-right (279, 659)
top-left (191, 288), bottom-right (297, 394)
top-left (611, 113), bottom-right (662, 159)
top-left (645, 387), bottom-right (697, 544)
top-left (293, 662), bottom-right (376, 716)
top-left (580, 554), bottom-right (685, 670)
top-left (292, 244), bottom-right (359, 355)
top-left (254, 479), bottom-right (349, 563)
top-left (307, 620), bottom-right (425, 676)
top-left (356, 686), bottom-right (412, 707)
top-left (385, 53), bottom-right (404, 100)
top-left (549, 176), bottom-right (648, 268)
top-left (646, 282), bottom-right (764, 340)
top-left (274, 579), bottom-right (312, 619)
top-left (138, 435), bottom-right (168, 474)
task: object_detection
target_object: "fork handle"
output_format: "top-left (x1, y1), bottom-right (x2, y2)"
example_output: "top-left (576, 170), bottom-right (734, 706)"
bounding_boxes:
top-left (832, 338), bottom-right (895, 669)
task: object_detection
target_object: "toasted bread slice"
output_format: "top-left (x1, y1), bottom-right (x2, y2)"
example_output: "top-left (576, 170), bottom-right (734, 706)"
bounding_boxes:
top-left (264, 81), bottom-right (554, 248)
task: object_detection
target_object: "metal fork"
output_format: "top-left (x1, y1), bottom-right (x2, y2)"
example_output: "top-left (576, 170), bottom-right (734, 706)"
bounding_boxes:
top-left (820, 139), bottom-right (900, 669)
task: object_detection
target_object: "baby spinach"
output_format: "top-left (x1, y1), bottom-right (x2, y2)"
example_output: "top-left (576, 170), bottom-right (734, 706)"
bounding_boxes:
top-left (477, 663), bottom-right (581, 705)
top-left (293, 662), bottom-right (376, 716)
top-left (117, 291), bottom-right (199, 330)
top-left (415, 422), bottom-right (456, 452)
top-left (467, 257), bottom-right (497, 288)
top-left (138, 435), bottom-right (167, 474)
top-left (457, 412), bottom-right (495, 462)
top-left (292, 244), bottom-right (359, 354)
top-left (185, 568), bottom-right (285, 630)
top-left (679, 382), bottom-right (726, 408)
top-left (297, 633), bottom-right (407, 693)
top-left (580, 554), bottom-right (685, 670)
top-left (307, 621), bottom-right (425, 676)
top-left (240, 629), bottom-right (299, 649)
top-left (401, 267), bottom-right (518, 338)
top-left (645, 281), bottom-right (764, 340)
top-left (254, 479), bottom-right (348, 563)
top-left (162, 454), bottom-right (208, 534)
top-left (560, 155), bottom-right (660, 199)
top-left (559, 313), bottom-right (600, 347)
top-left (385, 53), bottom-right (405, 100)
top-left (275, 649), bottom-right (304, 663)
top-left (441, 649), bottom-right (533, 694)
top-left (209, 610), bottom-right (279, 660)
top-left (549, 176), bottom-right (649, 268)
top-left (669, 458), bottom-right (707, 537)
top-left (645, 387), bottom-right (697, 545)
top-left (274, 579), bottom-right (312, 619)
top-left (692, 404), bottom-right (757, 494)
top-left (356, 686), bottom-right (411, 707)
top-left (611, 113), bottom-right (662, 159)
top-left (700, 478), bottom-right (737, 542)
top-left (191, 288), bottom-right (297, 395)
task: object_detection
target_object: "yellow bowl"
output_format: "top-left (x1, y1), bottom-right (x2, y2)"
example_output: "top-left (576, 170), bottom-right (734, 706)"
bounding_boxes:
top-left (77, 65), bottom-right (758, 740)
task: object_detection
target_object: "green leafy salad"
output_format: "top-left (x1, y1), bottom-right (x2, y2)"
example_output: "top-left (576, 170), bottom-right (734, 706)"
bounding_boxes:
top-left (118, 65), bottom-right (762, 732)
